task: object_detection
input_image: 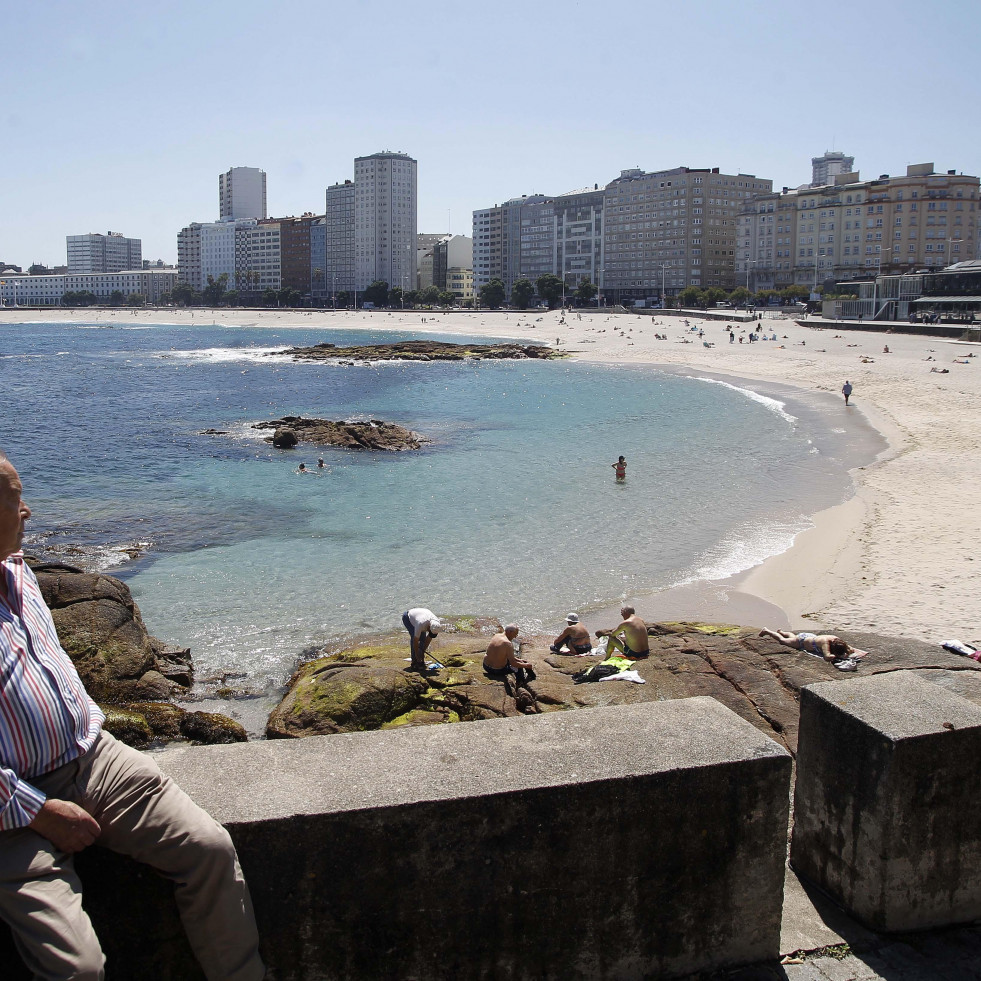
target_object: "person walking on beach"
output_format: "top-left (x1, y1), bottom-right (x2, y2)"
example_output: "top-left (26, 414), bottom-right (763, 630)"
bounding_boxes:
top-left (0, 451), bottom-right (264, 981)
top-left (842, 380), bottom-right (853, 406)
top-left (550, 614), bottom-right (593, 655)
top-left (612, 456), bottom-right (627, 481)
top-left (596, 606), bottom-right (650, 660)
top-left (402, 607), bottom-right (441, 672)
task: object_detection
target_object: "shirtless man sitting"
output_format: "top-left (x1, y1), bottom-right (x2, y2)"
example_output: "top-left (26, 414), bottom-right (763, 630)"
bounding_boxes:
top-left (758, 628), bottom-right (868, 663)
top-left (596, 606), bottom-right (650, 660)
top-left (550, 613), bottom-right (593, 655)
top-left (483, 625), bottom-right (536, 685)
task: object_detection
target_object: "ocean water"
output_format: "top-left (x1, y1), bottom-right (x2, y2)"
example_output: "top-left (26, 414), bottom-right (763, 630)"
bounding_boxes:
top-left (2, 319), bottom-right (872, 710)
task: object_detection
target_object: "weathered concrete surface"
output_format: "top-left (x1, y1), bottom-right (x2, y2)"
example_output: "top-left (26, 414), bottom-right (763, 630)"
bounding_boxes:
top-left (4, 699), bottom-right (792, 980)
top-left (790, 671), bottom-right (981, 933)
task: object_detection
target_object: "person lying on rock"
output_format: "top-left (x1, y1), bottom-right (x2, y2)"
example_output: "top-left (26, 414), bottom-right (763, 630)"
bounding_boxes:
top-left (550, 613), bottom-right (593, 655)
top-left (483, 625), bottom-right (536, 685)
top-left (758, 628), bottom-right (868, 663)
top-left (0, 450), bottom-right (265, 981)
top-left (401, 607), bottom-right (441, 672)
top-left (596, 606), bottom-right (650, 660)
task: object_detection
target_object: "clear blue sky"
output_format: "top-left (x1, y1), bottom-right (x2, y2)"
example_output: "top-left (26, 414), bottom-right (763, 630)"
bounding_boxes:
top-left (3, 0), bottom-right (979, 267)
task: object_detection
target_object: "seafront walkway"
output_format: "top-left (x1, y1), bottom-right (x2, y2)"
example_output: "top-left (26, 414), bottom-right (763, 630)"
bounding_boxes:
top-left (718, 869), bottom-right (981, 980)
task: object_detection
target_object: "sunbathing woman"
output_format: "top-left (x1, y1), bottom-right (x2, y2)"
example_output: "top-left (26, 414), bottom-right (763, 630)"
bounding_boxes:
top-left (758, 628), bottom-right (868, 663)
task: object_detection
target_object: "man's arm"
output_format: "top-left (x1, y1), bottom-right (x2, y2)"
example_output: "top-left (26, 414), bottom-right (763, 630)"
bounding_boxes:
top-left (596, 620), bottom-right (629, 639)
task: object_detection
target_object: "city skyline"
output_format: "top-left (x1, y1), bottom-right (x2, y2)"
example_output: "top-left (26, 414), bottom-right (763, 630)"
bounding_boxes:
top-left (3, 0), bottom-right (980, 267)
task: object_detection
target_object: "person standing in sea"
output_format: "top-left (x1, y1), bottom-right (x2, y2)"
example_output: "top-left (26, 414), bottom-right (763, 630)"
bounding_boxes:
top-left (612, 456), bottom-right (627, 482)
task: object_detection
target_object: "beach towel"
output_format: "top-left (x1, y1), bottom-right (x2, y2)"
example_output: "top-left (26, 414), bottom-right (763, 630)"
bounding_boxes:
top-left (942, 639), bottom-right (981, 661)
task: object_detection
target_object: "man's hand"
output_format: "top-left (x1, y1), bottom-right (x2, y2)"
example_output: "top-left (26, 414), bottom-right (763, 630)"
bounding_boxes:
top-left (29, 799), bottom-right (101, 853)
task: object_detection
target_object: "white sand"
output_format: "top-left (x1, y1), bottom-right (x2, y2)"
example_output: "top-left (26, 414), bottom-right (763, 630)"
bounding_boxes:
top-left (7, 305), bottom-right (980, 644)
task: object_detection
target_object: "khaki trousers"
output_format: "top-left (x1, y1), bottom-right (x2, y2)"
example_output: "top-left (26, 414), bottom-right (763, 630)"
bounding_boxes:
top-left (0, 731), bottom-right (264, 981)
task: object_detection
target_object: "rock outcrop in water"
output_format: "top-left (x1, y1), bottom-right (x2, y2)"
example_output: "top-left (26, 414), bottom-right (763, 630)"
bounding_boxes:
top-left (266, 617), bottom-right (981, 753)
top-left (278, 339), bottom-right (559, 362)
top-left (28, 559), bottom-right (246, 747)
top-left (253, 416), bottom-right (425, 451)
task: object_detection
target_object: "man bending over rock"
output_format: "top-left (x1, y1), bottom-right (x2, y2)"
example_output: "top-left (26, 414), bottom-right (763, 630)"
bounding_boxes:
top-left (0, 451), bottom-right (265, 981)
top-left (596, 606), bottom-right (650, 660)
top-left (401, 607), bottom-right (441, 672)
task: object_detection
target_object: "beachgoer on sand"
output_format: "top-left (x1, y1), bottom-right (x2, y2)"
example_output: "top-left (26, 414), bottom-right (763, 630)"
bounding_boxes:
top-left (596, 606), bottom-right (650, 660)
top-left (842, 380), bottom-right (853, 406)
top-left (550, 613), bottom-right (593, 655)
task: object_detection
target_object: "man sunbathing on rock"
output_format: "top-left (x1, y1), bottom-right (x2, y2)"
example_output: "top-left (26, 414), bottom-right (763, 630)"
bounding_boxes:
top-left (758, 628), bottom-right (868, 664)
top-left (483, 625), bottom-right (536, 685)
top-left (595, 606), bottom-right (650, 660)
top-left (550, 613), bottom-right (593, 655)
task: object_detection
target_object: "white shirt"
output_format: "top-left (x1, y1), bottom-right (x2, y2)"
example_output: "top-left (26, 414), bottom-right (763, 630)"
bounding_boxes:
top-left (405, 608), bottom-right (436, 639)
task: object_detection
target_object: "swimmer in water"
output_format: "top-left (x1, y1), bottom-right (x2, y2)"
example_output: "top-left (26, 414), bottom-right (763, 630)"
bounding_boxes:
top-left (612, 456), bottom-right (626, 481)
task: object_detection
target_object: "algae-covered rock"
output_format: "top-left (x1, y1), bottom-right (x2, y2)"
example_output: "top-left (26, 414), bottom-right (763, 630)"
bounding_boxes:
top-left (125, 702), bottom-right (186, 741)
top-left (267, 662), bottom-right (429, 738)
top-left (102, 707), bottom-right (153, 748)
top-left (180, 711), bottom-right (248, 744)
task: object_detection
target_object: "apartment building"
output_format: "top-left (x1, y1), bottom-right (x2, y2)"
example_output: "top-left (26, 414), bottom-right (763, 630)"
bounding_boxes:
top-left (178, 220), bottom-right (253, 291)
top-left (236, 220), bottom-right (281, 292)
top-left (354, 151), bottom-right (417, 292)
top-left (279, 214), bottom-right (318, 293)
top-left (67, 232), bottom-right (142, 273)
top-left (812, 151), bottom-right (855, 187)
top-left (603, 167), bottom-right (772, 301)
top-left (737, 163), bottom-right (980, 291)
top-left (219, 167), bottom-right (267, 221)
top-left (0, 268), bottom-right (177, 306)
top-left (416, 232), bottom-right (447, 290)
top-left (553, 187), bottom-right (604, 290)
top-left (471, 195), bottom-right (550, 299)
top-left (432, 235), bottom-right (473, 300)
top-left (325, 180), bottom-right (355, 295)
top-left (310, 218), bottom-right (327, 300)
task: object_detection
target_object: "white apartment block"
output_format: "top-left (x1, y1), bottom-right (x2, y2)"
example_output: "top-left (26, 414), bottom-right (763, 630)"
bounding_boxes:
top-left (354, 152), bottom-right (417, 292)
top-left (812, 151), bottom-right (855, 188)
top-left (737, 163), bottom-right (980, 291)
top-left (326, 180), bottom-right (355, 294)
top-left (219, 167), bottom-right (267, 221)
top-left (177, 218), bottom-right (282, 292)
top-left (0, 269), bottom-right (177, 306)
top-left (235, 220), bottom-right (282, 292)
top-left (67, 232), bottom-right (142, 273)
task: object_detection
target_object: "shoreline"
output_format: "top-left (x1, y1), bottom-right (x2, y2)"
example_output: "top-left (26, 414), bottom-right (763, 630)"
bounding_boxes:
top-left (6, 305), bottom-right (979, 644)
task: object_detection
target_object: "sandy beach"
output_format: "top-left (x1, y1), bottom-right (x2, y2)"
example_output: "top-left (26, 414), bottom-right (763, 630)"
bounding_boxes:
top-left (6, 304), bottom-right (980, 645)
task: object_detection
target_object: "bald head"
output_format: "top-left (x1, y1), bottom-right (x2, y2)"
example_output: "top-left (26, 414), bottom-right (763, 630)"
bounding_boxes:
top-left (504, 624), bottom-right (519, 639)
top-left (0, 455), bottom-right (30, 561)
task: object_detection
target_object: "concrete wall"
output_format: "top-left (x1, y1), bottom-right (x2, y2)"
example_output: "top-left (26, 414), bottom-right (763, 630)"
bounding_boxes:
top-left (791, 671), bottom-right (981, 932)
top-left (3, 699), bottom-right (792, 980)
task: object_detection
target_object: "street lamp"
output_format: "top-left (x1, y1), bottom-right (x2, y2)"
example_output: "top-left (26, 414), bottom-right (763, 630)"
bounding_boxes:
top-left (655, 263), bottom-right (668, 308)
top-left (745, 259), bottom-right (758, 294)
top-left (945, 238), bottom-right (964, 268)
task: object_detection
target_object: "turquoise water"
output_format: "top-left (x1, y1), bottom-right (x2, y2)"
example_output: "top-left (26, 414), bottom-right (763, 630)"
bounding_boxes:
top-left (2, 320), bottom-right (866, 704)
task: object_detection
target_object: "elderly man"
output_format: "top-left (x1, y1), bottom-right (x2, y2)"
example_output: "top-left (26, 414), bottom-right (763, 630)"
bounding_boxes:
top-left (0, 452), bottom-right (264, 981)
top-left (596, 605), bottom-right (650, 660)
top-left (482, 625), bottom-right (536, 685)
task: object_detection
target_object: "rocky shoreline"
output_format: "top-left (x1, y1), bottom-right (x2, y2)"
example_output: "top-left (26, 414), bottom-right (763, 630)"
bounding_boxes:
top-left (29, 559), bottom-right (247, 748)
top-left (278, 339), bottom-right (559, 362)
top-left (37, 561), bottom-right (981, 755)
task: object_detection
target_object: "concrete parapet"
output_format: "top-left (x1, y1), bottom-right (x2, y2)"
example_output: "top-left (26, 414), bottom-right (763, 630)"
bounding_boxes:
top-left (791, 671), bottom-right (981, 933)
top-left (3, 698), bottom-right (791, 980)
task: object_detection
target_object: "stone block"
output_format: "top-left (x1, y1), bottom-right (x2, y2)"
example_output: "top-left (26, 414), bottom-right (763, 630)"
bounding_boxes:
top-left (3, 698), bottom-right (791, 980)
top-left (791, 671), bottom-right (981, 932)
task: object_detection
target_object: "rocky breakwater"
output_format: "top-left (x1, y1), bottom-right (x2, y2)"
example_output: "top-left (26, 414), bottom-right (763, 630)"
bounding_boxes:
top-left (253, 416), bottom-right (424, 451)
top-left (267, 618), bottom-right (981, 754)
top-left (29, 559), bottom-right (247, 748)
top-left (277, 339), bottom-right (560, 363)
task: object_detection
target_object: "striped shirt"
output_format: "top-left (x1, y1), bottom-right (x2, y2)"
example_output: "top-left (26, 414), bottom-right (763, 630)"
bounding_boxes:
top-left (0, 552), bottom-right (104, 829)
